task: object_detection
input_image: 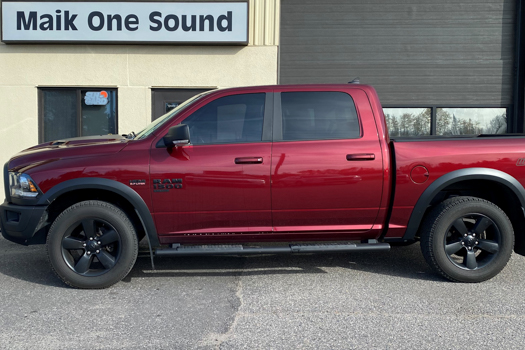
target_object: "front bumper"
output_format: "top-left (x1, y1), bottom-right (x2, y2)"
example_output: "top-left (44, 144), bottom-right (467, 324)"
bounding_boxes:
top-left (0, 201), bottom-right (48, 245)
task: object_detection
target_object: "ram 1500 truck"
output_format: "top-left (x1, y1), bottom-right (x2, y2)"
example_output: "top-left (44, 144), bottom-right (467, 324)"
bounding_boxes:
top-left (2, 84), bottom-right (525, 288)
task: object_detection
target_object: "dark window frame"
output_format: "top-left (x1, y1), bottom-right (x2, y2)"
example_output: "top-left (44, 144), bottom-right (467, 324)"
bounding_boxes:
top-left (179, 92), bottom-right (272, 146)
top-left (382, 105), bottom-right (512, 136)
top-left (273, 91), bottom-right (362, 142)
top-left (38, 87), bottom-right (118, 143)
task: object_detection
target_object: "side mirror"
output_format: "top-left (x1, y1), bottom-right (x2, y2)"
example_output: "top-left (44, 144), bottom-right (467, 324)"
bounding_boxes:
top-left (163, 124), bottom-right (190, 148)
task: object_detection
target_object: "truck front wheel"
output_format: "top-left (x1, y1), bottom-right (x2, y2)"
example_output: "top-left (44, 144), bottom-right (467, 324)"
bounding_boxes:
top-left (421, 196), bottom-right (514, 282)
top-left (46, 200), bottom-right (138, 289)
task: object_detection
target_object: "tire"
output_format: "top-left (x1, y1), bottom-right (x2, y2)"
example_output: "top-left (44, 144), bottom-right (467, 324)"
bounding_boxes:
top-left (420, 196), bottom-right (514, 283)
top-left (46, 200), bottom-right (138, 289)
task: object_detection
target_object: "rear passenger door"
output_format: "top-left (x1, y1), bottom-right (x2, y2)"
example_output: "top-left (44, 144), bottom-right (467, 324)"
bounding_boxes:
top-left (270, 89), bottom-right (383, 237)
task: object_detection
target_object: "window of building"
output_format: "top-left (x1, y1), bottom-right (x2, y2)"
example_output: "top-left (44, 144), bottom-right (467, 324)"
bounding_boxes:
top-left (39, 88), bottom-right (117, 142)
top-left (383, 107), bottom-right (509, 137)
top-left (280, 92), bottom-right (360, 141)
top-left (436, 108), bottom-right (507, 135)
top-left (383, 108), bottom-right (431, 137)
top-left (182, 93), bottom-right (265, 145)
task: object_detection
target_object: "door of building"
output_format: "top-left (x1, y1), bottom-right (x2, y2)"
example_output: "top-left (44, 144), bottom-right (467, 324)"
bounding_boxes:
top-left (152, 88), bottom-right (213, 121)
top-left (279, 0), bottom-right (515, 109)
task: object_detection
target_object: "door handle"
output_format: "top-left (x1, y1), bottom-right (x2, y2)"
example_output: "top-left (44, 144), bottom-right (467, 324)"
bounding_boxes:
top-left (346, 153), bottom-right (375, 161)
top-left (235, 157), bottom-right (263, 164)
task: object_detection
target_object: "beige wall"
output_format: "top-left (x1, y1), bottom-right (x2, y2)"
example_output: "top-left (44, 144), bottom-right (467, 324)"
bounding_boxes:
top-left (0, 0), bottom-right (280, 199)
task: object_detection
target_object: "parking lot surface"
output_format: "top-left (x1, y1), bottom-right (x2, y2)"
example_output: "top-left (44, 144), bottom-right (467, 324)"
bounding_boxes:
top-left (1, 236), bottom-right (525, 349)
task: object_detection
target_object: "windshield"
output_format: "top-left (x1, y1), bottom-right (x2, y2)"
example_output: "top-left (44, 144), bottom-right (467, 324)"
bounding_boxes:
top-left (135, 91), bottom-right (211, 140)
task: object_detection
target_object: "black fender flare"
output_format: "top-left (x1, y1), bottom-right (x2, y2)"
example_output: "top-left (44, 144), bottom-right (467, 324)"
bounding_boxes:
top-left (402, 168), bottom-right (525, 241)
top-left (37, 178), bottom-right (160, 247)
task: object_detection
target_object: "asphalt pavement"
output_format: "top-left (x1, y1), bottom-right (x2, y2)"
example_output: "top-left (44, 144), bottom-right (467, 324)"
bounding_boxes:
top-left (1, 236), bottom-right (525, 349)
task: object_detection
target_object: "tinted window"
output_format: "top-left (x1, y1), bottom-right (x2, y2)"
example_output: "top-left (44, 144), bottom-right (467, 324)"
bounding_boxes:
top-left (42, 90), bottom-right (78, 142)
top-left (41, 88), bottom-right (117, 142)
top-left (81, 90), bottom-right (117, 137)
top-left (280, 92), bottom-right (359, 141)
top-left (183, 93), bottom-right (265, 145)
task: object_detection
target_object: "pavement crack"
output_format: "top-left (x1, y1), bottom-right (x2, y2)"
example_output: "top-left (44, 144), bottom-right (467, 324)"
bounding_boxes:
top-left (210, 258), bottom-right (246, 350)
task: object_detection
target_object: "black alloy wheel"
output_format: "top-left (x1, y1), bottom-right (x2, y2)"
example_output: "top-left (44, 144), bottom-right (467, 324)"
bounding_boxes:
top-left (443, 214), bottom-right (501, 271)
top-left (421, 196), bottom-right (514, 283)
top-left (61, 218), bottom-right (122, 276)
top-left (47, 200), bottom-right (138, 289)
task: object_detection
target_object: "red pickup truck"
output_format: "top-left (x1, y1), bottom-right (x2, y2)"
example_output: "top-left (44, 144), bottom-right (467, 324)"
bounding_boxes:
top-left (2, 84), bottom-right (525, 288)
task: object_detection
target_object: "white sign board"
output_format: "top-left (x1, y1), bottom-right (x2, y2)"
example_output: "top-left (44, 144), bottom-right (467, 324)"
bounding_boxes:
top-left (1, 1), bottom-right (248, 44)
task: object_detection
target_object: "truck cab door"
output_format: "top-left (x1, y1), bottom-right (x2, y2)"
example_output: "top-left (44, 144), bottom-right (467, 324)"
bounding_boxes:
top-left (150, 92), bottom-right (273, 240)
top-left (270, 89), bottom-right (383, 239)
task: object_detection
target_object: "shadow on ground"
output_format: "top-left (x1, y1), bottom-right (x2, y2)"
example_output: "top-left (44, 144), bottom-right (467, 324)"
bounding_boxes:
top-left (0, 236), bottom-right (442, 288)
top-left (125, 243), bottom-right (440, 282)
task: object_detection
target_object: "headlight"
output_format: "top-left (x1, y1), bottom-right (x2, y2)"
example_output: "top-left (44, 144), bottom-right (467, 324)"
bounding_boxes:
top-left (9, 172), bottom-right (40, 198)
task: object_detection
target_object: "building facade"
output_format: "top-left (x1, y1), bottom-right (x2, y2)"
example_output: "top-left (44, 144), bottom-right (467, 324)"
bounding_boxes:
top-left (0, 0), bottom-right (280, 187)
top-left (1, 0), bottom-right (524, 198)
top-left (279, 0), bottom-right (521, 137)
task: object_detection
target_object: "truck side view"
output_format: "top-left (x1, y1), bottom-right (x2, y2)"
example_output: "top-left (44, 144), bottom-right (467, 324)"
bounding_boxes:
top-left (2, 84), bottom-right (525, 288)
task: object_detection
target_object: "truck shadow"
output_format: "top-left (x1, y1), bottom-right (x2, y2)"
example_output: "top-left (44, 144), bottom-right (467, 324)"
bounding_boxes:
top-left (0, 238), bottom-right (65, 288)
top-left (0, 236), bottom-right (442, 288)
top-left (125, 244), bottom-right (441, 283)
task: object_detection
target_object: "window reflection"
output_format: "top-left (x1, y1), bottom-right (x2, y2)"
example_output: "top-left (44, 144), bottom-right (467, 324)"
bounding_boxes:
top-left (383, 108), bottom-right (431, 137)
top-left (183, 93), bottom-right (265, 144)
top-left (81, 90), bottom-right (117, 136)
top-left (436, 108), bottom-right (507, 135)
top-left (41, 88), bottom-right (117, 142)
top-left (281, 92), bottom-right (360, 141)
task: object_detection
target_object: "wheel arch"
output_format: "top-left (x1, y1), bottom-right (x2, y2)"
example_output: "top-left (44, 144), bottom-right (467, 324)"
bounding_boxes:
top-left (38, 178), bottom-right (160, 247)
top-left (403, 168), bottom-right (525, 255)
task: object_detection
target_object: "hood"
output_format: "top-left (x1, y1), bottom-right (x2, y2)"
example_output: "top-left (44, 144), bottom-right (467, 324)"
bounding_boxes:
top-left (8, 135), bottom-right (129, 172)
top-left (31, 134), bottom-right (127, 148)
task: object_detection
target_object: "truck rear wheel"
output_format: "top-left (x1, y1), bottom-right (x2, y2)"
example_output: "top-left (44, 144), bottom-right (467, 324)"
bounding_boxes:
top-left (420, 196), bottom-right (513, 282)
top-left (46, 200), bottom-right (138, 289)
